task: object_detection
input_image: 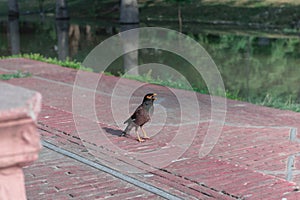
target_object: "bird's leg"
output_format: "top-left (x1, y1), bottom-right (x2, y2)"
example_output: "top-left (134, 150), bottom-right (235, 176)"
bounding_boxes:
top-left (141, 127), bottom-right (150, 139)
top-left (135, 129), bottom-right (145, 142)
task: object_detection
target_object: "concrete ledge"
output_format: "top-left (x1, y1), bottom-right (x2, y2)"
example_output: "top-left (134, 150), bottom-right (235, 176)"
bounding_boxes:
top-left (0, 82), bottom-right (41, 200)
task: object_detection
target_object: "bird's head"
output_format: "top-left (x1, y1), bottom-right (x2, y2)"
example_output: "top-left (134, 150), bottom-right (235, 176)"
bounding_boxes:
top-left (143, 93), bottom-right (157, 103)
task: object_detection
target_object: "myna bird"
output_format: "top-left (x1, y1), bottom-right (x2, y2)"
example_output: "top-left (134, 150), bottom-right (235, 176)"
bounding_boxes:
top-left (122, 93), bottom-right (157, 142)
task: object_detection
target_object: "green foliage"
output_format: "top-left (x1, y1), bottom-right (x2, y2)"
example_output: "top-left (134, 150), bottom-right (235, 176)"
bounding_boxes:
top-left (0, 71), bottom-right (31, 80)
top-left (164, 0), bottom-right (193, 4)
top-left (257, 93), bottom-right (300, 112)
top-left (225, 90), bottom-right (243, 101)
top-left (140, 0), bottom-right (300, 31)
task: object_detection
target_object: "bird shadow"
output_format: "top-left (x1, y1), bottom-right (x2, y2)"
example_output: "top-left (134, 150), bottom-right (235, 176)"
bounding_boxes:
top-left (102, 127), bottom-right (124, 137)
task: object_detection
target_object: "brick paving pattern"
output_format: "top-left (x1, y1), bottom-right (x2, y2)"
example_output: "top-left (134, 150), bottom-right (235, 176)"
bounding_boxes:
top-left (2, 58), bottom-right (300, 199)
top-left (24, 146), bottom-right (162, 200)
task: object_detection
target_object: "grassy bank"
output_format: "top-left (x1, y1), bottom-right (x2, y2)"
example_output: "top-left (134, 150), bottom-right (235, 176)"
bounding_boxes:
top-left (0, 54), bottom-right (91, 71)
top-left (0, 70), bottom-right (31, 80)
top-left (1, 55), bottom-right (299, 112)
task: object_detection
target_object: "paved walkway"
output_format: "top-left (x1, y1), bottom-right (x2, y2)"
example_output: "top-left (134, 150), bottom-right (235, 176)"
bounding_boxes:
top-left (1, 58), bottom-right (300, 199)
top-left (24, 144), bottom-right (161, 200)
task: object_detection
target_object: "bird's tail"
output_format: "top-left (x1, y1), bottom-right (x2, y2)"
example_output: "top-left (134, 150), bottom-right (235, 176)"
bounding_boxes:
top-left (121, 118), bottom-right (133, 136)
top-left (124, 118), bottom-right (131, 124)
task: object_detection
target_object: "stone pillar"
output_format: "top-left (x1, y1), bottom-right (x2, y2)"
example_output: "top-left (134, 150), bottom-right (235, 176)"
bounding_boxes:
top-left (0, 82), bottom-right (42, 200)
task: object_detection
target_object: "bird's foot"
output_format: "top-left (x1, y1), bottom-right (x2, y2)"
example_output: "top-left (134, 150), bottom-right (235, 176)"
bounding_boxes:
top-left (137, 138), bottom-right (145, 142)
top-left (142, 136), bottom-right (150, 140)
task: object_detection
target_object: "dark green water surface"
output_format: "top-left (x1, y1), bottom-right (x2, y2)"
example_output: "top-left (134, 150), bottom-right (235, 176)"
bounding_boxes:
top-left (1, 16), bottom-right (300, 104)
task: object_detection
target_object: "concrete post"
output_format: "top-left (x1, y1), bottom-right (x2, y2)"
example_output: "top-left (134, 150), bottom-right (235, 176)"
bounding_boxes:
top-left (0, 82), bottom-right (42, 200)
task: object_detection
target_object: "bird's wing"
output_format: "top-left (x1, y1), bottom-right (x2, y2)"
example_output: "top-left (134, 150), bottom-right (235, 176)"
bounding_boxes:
top-left (130, 105), bottom-right (143, 120)
top-left (124, 105), bottom-right (142, 124)
top-left (132, 105), bottom-right (150, 126)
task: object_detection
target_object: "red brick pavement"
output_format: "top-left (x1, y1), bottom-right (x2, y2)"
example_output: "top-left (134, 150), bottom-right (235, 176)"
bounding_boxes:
top-left (2, 58), bottom-right (300, 199)
top-left (24, 144), bottom-right (162, 200)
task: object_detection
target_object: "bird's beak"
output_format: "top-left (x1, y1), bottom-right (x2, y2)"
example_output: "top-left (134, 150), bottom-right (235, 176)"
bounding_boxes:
top-left (152, 93), bottom-right (157, 100)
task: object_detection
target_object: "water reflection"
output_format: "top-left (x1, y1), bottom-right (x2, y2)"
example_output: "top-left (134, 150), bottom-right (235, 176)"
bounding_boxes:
top-left (1, 18), bottom-right (300, 103)
top-left (56, 20), bottom-right (69, 60)
top-left (7, 18), bottom-right (20, 55)
top-left (120, 24), bottom-right (139, 75)
top-left (202, 34), bottom-right (300, 102)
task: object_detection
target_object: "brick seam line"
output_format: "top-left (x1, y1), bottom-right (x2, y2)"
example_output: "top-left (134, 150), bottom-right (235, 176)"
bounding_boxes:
top-left (41, 140), bottom-right (183, 200)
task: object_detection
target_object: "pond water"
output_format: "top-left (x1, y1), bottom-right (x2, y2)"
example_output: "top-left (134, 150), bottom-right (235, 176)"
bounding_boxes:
top-left (1, 16), bottom-right (300, 104)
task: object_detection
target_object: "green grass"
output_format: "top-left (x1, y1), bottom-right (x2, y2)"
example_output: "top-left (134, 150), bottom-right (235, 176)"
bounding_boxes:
top-left (119, 71), bottom-right (300, 112)
top-left (256, 93), bottom-right (300, 112)
top-left (1, 53), bottom-right (92, 71)
top-left (1, 54), bottom-right (299, 112)
top-left (0, 70), bottom-right (31, 80)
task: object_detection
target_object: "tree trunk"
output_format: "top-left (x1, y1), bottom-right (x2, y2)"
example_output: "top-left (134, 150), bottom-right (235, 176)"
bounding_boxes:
top-left (56, 0), bottom-right (69, 20)
top-left (8, 0), bottom-right (19, 18)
